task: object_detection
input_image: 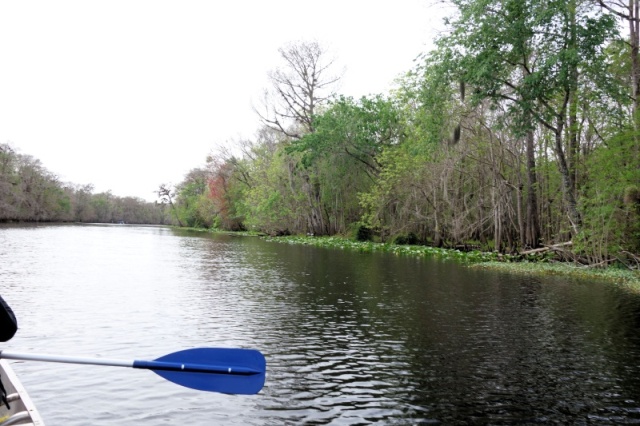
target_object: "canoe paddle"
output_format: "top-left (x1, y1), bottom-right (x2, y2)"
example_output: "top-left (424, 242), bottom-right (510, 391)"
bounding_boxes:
top-left (0, 348), bottom-right (266, 395)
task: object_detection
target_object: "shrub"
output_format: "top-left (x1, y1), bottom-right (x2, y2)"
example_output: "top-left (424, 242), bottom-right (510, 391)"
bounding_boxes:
top-left (350, 222), bottom-right (373, 242)
top-left (393, 232), bottom-right (419, 245)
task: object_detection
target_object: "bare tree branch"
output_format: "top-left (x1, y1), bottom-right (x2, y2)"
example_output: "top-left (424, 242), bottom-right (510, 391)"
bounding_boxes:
top-left (255, 40), bottom-right (342, 139)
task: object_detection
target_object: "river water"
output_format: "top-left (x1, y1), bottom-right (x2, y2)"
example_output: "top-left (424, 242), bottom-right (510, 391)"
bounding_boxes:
top-left (2, 224), bottom-right (640, 424)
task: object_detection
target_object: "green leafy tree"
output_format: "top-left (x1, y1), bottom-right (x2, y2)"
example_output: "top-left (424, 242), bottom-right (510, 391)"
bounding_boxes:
top-left (441, 0), bottom-right (619, 235)
top-left (359, 54), bottom-right (461, 245)
top-left (578, 124), bottom-right (640, 263)
top-left (173, 168), bottom-right (217, 228)
top-left (283, 95), bottom-right (404, 234)
top-left (242, 145), bottom-right (307, 235)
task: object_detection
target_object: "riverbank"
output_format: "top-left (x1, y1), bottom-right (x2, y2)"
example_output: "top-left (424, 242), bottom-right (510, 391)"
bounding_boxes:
top-left (181, 228), bottom-right (640, 288)
top-left (261, 235), bottom-right (640, 288)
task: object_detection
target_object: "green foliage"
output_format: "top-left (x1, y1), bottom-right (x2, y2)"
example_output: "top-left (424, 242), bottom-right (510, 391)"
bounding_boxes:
top-left (173, 168), bottom-right (218, 228)
top-left (265, 235), bottom-right (639, 286)
top-left (576, 126), bottom-right (640, 261)
top-left (477, 261), bottom-right (640, 286)
top-left (56, 192), bottom-right (72, 215)
top-left (156, 2), bottom-right (638, 268)
top-left (398, 51), bottom-right (458, 150)
top-left (358, 137), bottom-right (437, 242)
top-left (265, 235), bottom-right (500, 263)
top-left (240, 146), bottom-right (305, 235)
top-left (393, 232), bottom-right (419, 245)
top-left (4, 2), bottom-right (640, 278)
top-left (287, 95), bottom-right (402, 171)
top-left (0, 146), bottom-right (168, 224)
top-left (349, 222), bottom-right (373, 242)
top-left (268, 95), bottom-right (407, 235)
top-left (443, 0), bottom-right (620, 134)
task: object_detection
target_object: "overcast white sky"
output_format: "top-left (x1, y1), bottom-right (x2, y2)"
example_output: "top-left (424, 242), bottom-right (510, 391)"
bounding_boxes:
top-left (0, 1), bottom-right (446, 202)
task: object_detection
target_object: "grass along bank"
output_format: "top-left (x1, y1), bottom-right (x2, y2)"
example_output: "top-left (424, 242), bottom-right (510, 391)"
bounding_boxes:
top-left (264, 235), bottom-right (640, 288)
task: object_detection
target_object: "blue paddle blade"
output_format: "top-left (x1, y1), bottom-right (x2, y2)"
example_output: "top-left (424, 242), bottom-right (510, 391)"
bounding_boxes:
top-left (142, 348), bottom-right (266, 395)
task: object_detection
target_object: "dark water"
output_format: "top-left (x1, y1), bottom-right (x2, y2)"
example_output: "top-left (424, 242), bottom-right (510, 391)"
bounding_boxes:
top-left (2, 224), bottom-right (640, 424)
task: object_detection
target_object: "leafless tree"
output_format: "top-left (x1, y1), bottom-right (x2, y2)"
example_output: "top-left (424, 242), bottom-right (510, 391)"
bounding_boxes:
top-left (256, 40), bottom-right (342, 139)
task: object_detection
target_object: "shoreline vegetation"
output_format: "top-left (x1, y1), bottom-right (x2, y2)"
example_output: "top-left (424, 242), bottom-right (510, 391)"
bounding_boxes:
top-left (4, 5), bottom-right (640, 279)
top-left (265, 235), bottom-right (640, 288)
top-left (162, 26), bottom-right (640, 274)
top-left (188, 227), bottom-right (640, 288)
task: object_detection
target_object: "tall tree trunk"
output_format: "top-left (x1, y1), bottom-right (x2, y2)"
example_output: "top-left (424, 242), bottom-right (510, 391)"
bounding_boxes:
top-left (517, 183), bottom-right (525, 249)
top-left (568, 90), bottom-right (579, 196)
top-left (433, 186), bottom-right (443, 247)
top-left (631, 0), bottom-right (640, 162)
top-left (557, 1), bottom-right (582, 235)
top-left (525, 130), bottom-right (541, 247)
top-left (493, 187), bottom-right (502, 253)
top-left (568, 0), bottom-right (580, 197)
top-left (629, 0), bottom-right (640, 120)
top-left (554, 120), bottom-right (582, 234)
top-left (304, 174), bottom-right (325, 235)
top-left (597, 0), bottom-right (640, 160)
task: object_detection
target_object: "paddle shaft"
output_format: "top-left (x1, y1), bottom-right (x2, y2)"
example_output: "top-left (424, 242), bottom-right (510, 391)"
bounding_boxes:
top-left (0, 350), bottom-right (132, 367)
top-left (0, 350), bottom-right (260, 375)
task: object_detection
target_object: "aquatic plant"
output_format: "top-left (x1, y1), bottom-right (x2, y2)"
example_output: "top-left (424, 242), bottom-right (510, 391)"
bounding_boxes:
top-left (263, 235), bottom-right (640, 287)
top-left (263, 235), bottom-right (501, 263)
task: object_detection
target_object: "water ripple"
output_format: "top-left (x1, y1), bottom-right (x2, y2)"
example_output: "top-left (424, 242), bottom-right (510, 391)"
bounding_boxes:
top-left (2, 225), bottom-right (640, 424)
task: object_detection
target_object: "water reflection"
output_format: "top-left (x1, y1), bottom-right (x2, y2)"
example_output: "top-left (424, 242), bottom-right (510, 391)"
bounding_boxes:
top-left (2, 224), bottom-right (640, 424)
top-left (232, 240), bottom-right (640, 424)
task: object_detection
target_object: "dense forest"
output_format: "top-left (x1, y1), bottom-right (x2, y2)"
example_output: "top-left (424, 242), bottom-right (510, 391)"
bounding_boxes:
top-left (0, 143), bottom-right (171, 224)
top-left (168, 0), bottom-right (639, 266)
top-left (3, 1), bottom-right (639, 268)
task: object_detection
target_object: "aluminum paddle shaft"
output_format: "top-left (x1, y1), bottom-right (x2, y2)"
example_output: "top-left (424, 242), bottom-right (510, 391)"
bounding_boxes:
top-left (0, 347), bottom-right (266, 395)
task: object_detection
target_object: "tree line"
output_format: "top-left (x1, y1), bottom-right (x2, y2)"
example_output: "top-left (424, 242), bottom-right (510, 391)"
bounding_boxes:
top-left (4, 0), bottom-right (638, 267)
top-left (170, 0), bottom-right (639, 267)
top-left (0, 143), bottom-right (172, 224)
